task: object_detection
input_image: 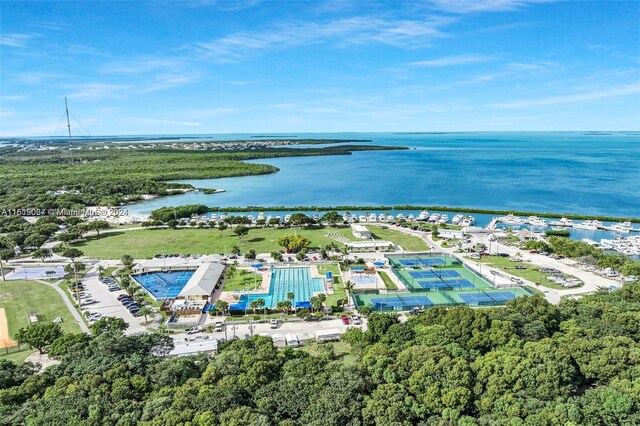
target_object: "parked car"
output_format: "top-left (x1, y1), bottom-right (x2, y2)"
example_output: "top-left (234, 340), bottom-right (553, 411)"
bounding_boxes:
top-left (185, 326), bottom-right (202, 335)
top-left (108, 285), bottom-right (122, 292)
top-left (117, 294), bottom-right (130, 301)
top-left (269, 319), bottom-right (278, 329)
top-left (351, 315), bottom-right (362, 325)
top-left (81, 299), bottom-right (97, 306)
top-left (122, 301), bottom-right (138, 307)
top-left (215, 322), bottom-right (224, 332)
top-left (341, 315), bottom-right (350, 325)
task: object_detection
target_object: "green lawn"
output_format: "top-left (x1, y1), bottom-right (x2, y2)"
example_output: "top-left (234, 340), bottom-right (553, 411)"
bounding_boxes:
top-left (368, 226), bottom-right (430, 251)
top-left (224, 269), bottom-right (262, 292)
top-left (0, 280), bottom-right (82, 363)
top-left (70, 226), bottom-right (356, 259)
top-left (317, 264), bottom-right (345, 307)
top-left (378, 271), bottom-right (398, 290)
top-left (474, 256), bottom-right (580, 290)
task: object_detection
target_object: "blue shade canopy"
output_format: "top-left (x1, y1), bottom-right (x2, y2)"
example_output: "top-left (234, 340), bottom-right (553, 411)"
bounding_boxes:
top-left (295, 301), bottom-right (312, 309)
top-left (229, 303), bottom-right (247, 311)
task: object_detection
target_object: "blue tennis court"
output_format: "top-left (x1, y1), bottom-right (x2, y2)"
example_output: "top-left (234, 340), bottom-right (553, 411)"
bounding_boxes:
top-left (458, 291), bottom-right (517, 306)
top-left (371, 294), bottom-right (434, 309)
top-left (408, 269), bottom-right (461, 279)
top-left (394, 257), bottom-right (447, 267)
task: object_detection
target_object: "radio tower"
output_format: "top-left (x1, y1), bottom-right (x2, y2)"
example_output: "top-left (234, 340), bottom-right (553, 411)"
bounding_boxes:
top-left (65, 96), bottom-right (74, 164)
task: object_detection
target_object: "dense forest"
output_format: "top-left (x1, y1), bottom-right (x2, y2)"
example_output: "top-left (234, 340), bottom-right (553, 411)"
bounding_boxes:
top-left (0, 144), bottom-right (405, 209)
top-left (2, 286), bottom-right (640, 425)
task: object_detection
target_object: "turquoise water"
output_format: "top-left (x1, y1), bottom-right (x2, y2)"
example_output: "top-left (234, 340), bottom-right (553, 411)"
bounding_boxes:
top-left (125, 132), bottom-right (640, 217)
top-left (238, 267), bottom-right (324, 308)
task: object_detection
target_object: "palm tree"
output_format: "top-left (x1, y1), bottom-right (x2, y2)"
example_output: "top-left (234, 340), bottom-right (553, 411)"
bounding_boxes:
top-left (277, 300), bottom-right (291, 314)
top-left (287, 292), bottom-right (295, 309)
top-left (97, 265), bottom-right (105, 278)
top-left (139, 306), bottom-right (153, 323)
top-left (344, 280), bottom-right (355, 305)
top-left (214, 299), bottom-right (228, 316)
top-left (249, 300), bottom-right (259, 314)
top-left (256, 298), bottom-right (265, 313)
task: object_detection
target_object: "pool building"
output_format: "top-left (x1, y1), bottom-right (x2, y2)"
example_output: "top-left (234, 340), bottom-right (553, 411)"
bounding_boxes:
top-left (354, 255), bottom-right (532, 311)
top-left (131, 262), bottom-right (224, 301)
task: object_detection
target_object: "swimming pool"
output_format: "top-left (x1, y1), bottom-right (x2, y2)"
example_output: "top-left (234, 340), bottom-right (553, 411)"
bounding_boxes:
top-left (238, 267), bottom-right (324, 308)
top-left (132, 270), bottom-right (194, 300)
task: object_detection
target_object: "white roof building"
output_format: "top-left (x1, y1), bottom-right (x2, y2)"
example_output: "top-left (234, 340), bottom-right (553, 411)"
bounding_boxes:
top-left (346, 240), bottom-right (395, 252)
top-left (179, 262), bottom-right (225, 299)
top-left (351, 224), bottom-right (372, 239)
top-left (134, 255), bottom-right (222, 272)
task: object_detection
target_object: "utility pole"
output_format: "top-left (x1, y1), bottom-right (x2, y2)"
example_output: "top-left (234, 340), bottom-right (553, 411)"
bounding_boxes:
top-left (65, 97), bottom-right (74, 164)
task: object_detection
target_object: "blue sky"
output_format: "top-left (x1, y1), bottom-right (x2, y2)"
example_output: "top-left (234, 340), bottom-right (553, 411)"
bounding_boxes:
top-left (1, 0), bottom-right (639, 136)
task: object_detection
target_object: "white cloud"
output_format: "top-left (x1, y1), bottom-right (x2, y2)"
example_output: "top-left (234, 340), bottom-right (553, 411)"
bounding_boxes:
top-left (408, 54), bottom-right (494, 67)
top-left (0, 33), bottom-right (39, 48)
top-left (431, 0), bottom-right (553, 14)
top-left (493, 82), bottom-right (640, 108)
top-left (186, 15), bottom-right (452, 61)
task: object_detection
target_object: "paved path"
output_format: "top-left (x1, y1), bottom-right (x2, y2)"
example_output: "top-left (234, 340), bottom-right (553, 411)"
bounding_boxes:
top-left (34, 279), bottom-right (90, 333)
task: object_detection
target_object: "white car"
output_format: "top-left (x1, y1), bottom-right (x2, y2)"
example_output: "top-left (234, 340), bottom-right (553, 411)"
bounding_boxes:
top-left (351, 315), bottom-right (362, 325)
top-left (185, 326), bottom-right (202, 335)
top-left (214, 322), bottom-right (224, 332)
top-left (270, 319), bottom-right (278, 329)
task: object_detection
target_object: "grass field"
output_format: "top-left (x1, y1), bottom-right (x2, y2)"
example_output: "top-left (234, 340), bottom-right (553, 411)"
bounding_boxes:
top-left (224, 269), bottom-right (262, 292)
top-left (0, 280), bottom-right (82, 363)
top-left (70, 226), bottom-right (356, 259)
top-left (474, 255), bottom-right (579, 290)
top-left (378, 271), bottom-right (398, 290)
top-left (317, 264), bottom-right (346, 307)
top-left (70, 225), bottom-right (424, 259)
top-left (368, 226), bottom-right (430, 251)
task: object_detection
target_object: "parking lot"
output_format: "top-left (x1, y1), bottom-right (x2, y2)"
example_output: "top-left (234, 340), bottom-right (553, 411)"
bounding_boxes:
top-left (78, 269), bottom-right (146, 335)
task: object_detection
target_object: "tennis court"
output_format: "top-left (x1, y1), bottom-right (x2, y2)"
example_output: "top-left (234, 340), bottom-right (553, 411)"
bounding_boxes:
top-left (456, 291), bottom-right (517, 306)
top-left (132, 270), bottom-right (194, 300)
top-left (392, 257), bottom-right (447, 267)
top-left (408, 269), bottom-right (461, 279)
top-left (413, 278), bottom-right (475, 291)
top-left (370, 294), bottom-right (434, 310)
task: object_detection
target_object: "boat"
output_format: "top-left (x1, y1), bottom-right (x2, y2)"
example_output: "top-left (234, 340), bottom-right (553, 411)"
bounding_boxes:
top-left (396, 214), bottom-right (405, 220)
top-left (257, 212), bottom-right (265, 221)
top-left (313, 212), bottom-right (319, 221)
top-left (219, 214), bottom-right (227, 221)
top-left (606, 222), bottom-right (632, 233)
top-left (407, 214), bottom-right (415, 221)
top-left (549, 217), bottom-right (574, 227)
top-left (284, 214), bottom-right (291, 223)
top-left (274, 216), bottom-right (281, 222)
top-left (378, 214), bottom-right (386, 221)
top-left (451, 214), bottom-right (464, 225)
top-left (437, 214), bottom-right (449, 224)
top-left (592, 220), bottom-right (604, 229)
top-left (417, 211), bottom-right (429, 221)
top-left (369, 213), bottom-right (377, 222)
top-left (210, 213), bottom-right (218, 221)
top-left (527, 216), bottom-right (548, 228)
top-left (460, 215), bottom-right (475, 226)
top-left (574, 220), bottom-right (598, 230)
top-left (247, 215), bottom-right (255, 223)
top-left (387, 214), bottom-right (394, 221)
top-left (500, 214), bottom-right (524, 225)
top-left (428, 213), bottom-right (440, 222)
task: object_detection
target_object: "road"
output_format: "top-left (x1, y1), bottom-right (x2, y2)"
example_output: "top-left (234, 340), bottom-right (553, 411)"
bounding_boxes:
top-left (34, 279), bottom-right (90, 333)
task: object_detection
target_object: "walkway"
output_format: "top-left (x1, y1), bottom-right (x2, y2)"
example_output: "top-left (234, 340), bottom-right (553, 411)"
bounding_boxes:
top-left (34, 279), bottom-right (90, 334)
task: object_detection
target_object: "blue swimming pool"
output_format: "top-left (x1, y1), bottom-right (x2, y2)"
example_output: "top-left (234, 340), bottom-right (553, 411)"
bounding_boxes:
top-left (238, 267), bottom-right (324, 309)
top-left (132, 270), bottom-right (194, 300)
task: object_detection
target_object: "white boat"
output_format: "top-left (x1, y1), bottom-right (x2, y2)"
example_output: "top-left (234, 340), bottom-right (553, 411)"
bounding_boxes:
top-left (369, 213), bottom-right (377, 222)
top-left (210, 213), bottom-right (218, 221)
top-left (284, 214), bottom-right (291, 222)
top-left (574, 220), bottom-right (598, 230)
top-left (428, 213), bottom-right (440, 222)
top-left (549, 217), bottom-right (574, 227)
top-left (219, 214), bottom-right (227, 221)
top-left (358, 215), bottom-right (367, 222)
top-left (274, 216), bottom-right (282, 222)
top-left (396, 214), bottom-right (405, 220)
top-left (407, 214), bottom-right (415, 221)
top-left (451, 214), bottom-right (464, 225)
top-left (387, 214), bottom-right (394, 221)
top-left (437, 214), bottom-right (449, 224)
top-left (378, 214), bottom-right (386, 221)
top-left (592, 220), bottom-right (604, 229)
top-left (247, 215), bottom-right (255, 223)
top-left (460, 215), bottom-right (475, 226)
top-left (500, 214), bottom-right (524, 225)
top-left (607, 222), bottom-right (631, 233)
top-left (527, 216), bottom-right (548, 228)
top-left (417, 211), bottom-right (429, 221)
top-left (257, 212), bottom-right (265, 221)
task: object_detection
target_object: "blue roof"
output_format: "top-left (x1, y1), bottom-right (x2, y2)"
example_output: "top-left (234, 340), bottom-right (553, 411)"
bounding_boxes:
top-left (295, 301), bottom-right (312, 309)
top-left (229, 303), bottom-right (247, 311)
